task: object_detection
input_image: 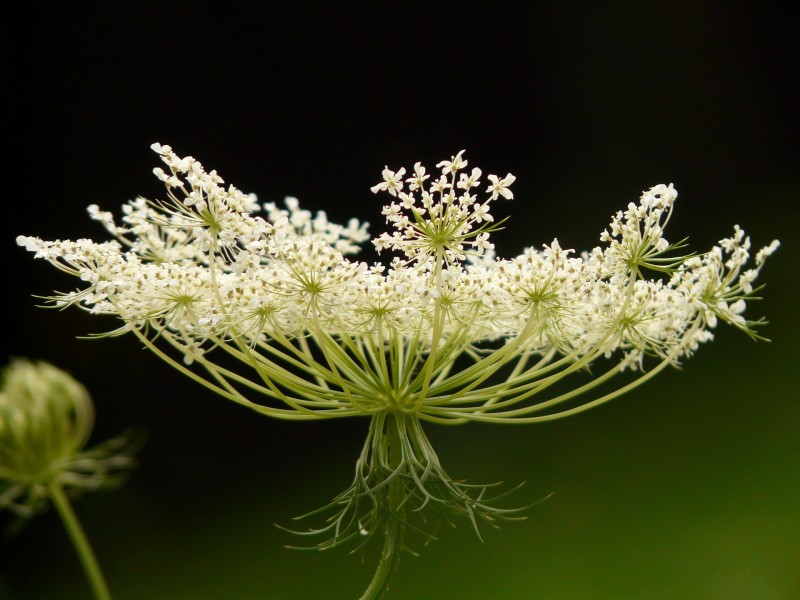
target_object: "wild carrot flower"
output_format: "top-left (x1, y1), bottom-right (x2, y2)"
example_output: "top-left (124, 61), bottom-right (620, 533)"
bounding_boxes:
top-left (17, 144), bottom-right (778, 598)
top-left (0, 359), bottom-right (138, 600)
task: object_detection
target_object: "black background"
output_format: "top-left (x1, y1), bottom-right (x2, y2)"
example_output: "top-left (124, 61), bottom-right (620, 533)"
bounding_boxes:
top-left (3, 2), bottom-right (799, 599)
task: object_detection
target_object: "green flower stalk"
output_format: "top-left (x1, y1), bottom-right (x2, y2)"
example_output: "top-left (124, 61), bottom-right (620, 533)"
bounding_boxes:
top-left (0, 360), bottom-right (138, 600)
top-left (17, 145), bottom-right (779, 598)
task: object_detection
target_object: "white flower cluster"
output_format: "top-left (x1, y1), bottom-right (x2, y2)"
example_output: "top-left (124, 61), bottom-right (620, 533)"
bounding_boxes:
top-left (17, 145), bottom-right (779, 423)
top-left (372, 150), bottom-right (514, 267)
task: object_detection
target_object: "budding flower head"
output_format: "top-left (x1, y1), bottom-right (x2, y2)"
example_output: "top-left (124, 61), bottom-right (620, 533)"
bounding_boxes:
top-left (0, 360), bottom-right (138, 519)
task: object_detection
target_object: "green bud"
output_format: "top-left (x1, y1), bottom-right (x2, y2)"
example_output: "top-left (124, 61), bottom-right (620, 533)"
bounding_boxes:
top-left (0, 360), bottom-right (94, 483)
top-left (0, 359), bottom-right (138, 519)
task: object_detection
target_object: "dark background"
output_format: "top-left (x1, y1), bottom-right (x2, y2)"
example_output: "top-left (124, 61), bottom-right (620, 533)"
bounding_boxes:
top-left (3, 2), bottom-right (798, 599)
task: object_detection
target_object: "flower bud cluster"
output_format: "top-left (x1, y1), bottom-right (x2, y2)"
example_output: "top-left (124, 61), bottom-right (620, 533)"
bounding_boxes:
top-left (0, 360), bottom-right (136, 518)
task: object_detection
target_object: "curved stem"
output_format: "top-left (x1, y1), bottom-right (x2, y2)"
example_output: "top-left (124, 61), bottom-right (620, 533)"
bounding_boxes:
top-left (359, 505), bottom-right (404, 600)
top-left (48, 482), bottom-right (112, 600)
top-left (359, 414), bottom-right (406, 600)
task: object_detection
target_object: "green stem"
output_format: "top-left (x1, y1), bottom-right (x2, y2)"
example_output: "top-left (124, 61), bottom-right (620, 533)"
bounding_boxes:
top-left (359, 414), bottom-right (406, 600)
top-left (48, 482), bottom-right (113, 600)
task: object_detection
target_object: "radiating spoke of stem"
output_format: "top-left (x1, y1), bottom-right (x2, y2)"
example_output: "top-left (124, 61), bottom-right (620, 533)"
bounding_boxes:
top-left (48, 482), bottom-right (113, 600)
